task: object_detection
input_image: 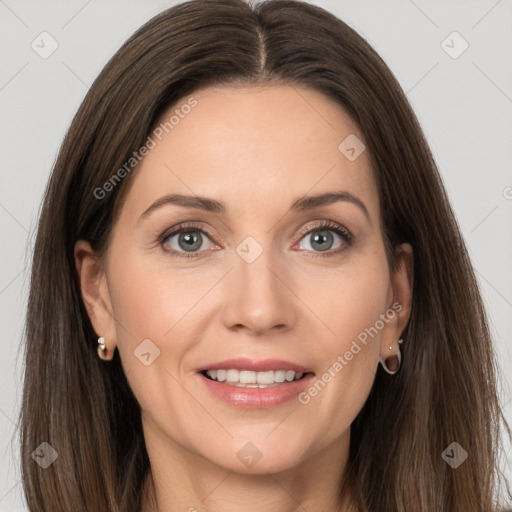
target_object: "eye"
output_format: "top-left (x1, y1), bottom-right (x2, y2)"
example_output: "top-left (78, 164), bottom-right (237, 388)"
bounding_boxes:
top-left (159, 223), bottom-right (218, 259)
top-left (294, 220), bottom-right (352, 256)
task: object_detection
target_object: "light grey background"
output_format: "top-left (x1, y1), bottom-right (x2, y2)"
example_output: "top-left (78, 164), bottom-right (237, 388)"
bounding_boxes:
top-left (1, 0), bottom-right (511, 509)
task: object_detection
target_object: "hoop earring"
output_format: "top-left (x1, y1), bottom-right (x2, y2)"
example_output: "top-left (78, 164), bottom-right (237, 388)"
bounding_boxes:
top-left (97, 336), bottom-right (114, 361)
top-left (379, 338), bottom-right (403, 375)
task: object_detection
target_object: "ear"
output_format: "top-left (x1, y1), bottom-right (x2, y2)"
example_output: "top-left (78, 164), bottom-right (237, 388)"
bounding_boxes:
top-left (379, 242), bottom-right (413, 359)
top-left (74, 240), bottom-right (118, 353)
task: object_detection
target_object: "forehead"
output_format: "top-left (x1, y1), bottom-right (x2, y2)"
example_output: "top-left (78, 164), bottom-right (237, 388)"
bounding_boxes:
top-left (116, 84), bottom-right (378, 223)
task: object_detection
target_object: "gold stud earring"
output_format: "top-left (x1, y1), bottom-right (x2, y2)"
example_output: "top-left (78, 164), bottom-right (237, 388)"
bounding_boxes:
top-left (97, 337), bottom-right (114, 361)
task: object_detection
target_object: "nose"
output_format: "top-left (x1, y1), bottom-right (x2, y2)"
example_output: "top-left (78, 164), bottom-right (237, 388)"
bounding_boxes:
top-left (220, 241), bottom-right (298, 336)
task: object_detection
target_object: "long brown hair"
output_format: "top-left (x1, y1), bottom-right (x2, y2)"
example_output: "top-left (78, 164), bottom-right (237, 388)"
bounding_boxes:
top-left (19, 0), bottom-right (510, 510)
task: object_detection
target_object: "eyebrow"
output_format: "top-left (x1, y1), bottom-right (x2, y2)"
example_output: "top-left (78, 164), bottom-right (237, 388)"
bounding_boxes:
top-left (138, 191), bottom-right (370, 223)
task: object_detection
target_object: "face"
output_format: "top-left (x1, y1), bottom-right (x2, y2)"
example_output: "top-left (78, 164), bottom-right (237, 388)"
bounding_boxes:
top-left (76, 84), bottom-right (412, 476)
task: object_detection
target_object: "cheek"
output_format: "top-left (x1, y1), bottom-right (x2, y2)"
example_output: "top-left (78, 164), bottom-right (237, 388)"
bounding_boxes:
top-left (105, 250), bottom-right (195, 403)
top-left (108, 246), bottom-right (203, 341)
top-left (317, 255), bottom-right (391, 348)
top-left (299, 254), bottom-right (390, 426)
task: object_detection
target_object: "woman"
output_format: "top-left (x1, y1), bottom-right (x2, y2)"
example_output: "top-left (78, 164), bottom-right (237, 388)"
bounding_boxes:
top-left (20, 0), bottom-right (510, 510)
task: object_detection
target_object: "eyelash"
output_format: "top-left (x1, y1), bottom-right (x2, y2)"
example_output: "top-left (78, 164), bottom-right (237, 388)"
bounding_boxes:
top-left (158, 220), bottom-right (353, 260)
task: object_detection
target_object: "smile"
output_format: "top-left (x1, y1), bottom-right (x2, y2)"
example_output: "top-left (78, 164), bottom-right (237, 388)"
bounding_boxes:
top-left (202, 369), bottom-right (307, 387)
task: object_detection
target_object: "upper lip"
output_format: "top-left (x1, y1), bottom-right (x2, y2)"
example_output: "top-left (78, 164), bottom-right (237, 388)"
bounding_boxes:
top-left (197, 358), bottom-right (313, 374)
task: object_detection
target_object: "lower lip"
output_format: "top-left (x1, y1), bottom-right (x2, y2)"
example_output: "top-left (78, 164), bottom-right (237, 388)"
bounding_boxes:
top-left (197, 372), bottom-right (315, 409)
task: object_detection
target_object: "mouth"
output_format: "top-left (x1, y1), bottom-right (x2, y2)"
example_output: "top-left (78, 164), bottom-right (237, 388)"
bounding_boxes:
top-left (200, 368), bottom-right (313, 388)
top-left (196, 357), bottom-right (314, 387)
top-left (195, 358), bottom-right (315, 408)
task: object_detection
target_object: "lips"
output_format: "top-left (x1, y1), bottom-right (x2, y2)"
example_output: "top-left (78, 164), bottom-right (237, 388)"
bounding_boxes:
top-left (196, 357), bottom-right (313, 374)
top-left (197, 370), bottom-right (315, 408)
top-left (195, 357), bottom-right (315, 408)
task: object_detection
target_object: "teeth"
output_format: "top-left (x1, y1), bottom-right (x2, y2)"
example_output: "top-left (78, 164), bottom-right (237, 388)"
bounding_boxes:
top-left (226, 369), bottom-right (239, 383)
top-left (274, 370), bottom-right (286, 383)
top-left (240, 371), bottom-right (257, 384)
top-left (205, 369), bottom-right (306, 385)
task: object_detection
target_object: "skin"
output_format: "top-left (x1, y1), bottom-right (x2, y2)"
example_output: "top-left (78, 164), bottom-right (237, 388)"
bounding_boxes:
top-left (75, 84), bottom-right (413, 512)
